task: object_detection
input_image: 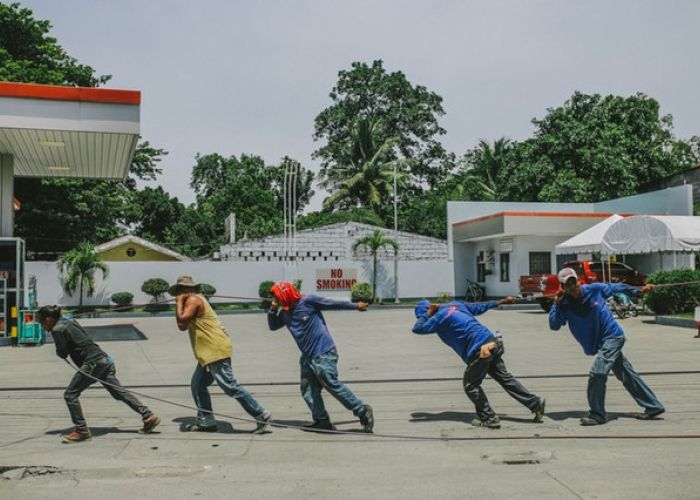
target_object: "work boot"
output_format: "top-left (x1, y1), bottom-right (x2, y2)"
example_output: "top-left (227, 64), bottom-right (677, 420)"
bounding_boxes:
top-left (61, 429), bottom-right (92, 443)
top-left (471, 416), bottom-right (501, 429)
top-left (252, 411), bottom-right (272, 434)
top-left (140, 414), bottom-right (161, 434)
top-left (359, 404), bottom-right (374, 433)
top-left (580, 415), bottom-right (606, 426)
top-left (302, 418), bottom-right (336, 432)
top-left (533, 398), bottom-right (546, 423)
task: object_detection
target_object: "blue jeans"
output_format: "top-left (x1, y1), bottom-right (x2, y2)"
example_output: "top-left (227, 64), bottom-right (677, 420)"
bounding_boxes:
top-left (588, 336), bottom-right (664, 422)
top-left (191, 358), bottom-right (267, 427)
top-left (300, 348), bottom-right (365, 422)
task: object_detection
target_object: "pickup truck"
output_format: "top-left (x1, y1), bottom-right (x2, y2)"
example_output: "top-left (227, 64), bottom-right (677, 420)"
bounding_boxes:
top-left (519, 260), bottom-right (645, 311)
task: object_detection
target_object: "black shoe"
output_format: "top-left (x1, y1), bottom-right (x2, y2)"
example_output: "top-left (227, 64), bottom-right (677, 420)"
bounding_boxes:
top-left (253, 411), bottom-right (272, 434)
top-left (359, 404), bottom-right (374, 433)
top-left (533, 398), bottom-right (546, 423)
top-left (580, 416), bottom-right (606, 426)
top-left (471, 416), bottom-right (501, 429)
top-left (302, 419), bottom-right (336, 432)
top-left (635, 409), bottom-right (665, 420)
top-left (181, 423), bottom-right (218, 432)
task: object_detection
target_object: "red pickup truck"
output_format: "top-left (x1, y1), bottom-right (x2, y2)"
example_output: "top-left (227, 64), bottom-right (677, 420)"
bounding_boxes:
top-left (519, 260), bottom-right (645, 311)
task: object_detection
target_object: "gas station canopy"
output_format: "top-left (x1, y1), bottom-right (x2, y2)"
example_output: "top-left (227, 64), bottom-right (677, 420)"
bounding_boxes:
top-left (0, 81), bottom-right (140, 180)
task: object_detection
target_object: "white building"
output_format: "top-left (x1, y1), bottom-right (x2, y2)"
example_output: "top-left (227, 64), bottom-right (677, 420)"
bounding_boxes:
top-left (448, 185), bottom-right (694, 297)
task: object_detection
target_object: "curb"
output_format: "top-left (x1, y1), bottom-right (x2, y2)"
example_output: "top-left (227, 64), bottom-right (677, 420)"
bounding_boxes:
top-left (655, 316), bottom-right (697, 329)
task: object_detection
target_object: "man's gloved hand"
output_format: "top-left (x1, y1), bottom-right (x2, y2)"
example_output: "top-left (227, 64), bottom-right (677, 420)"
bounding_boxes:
top-left (480, 341), bottom-right (497, 359)
top-left (427, 304), bottom-right (440, 316)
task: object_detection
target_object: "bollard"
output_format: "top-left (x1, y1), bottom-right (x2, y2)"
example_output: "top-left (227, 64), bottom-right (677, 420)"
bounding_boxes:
top-left (695, 306), bottom-right (700, 339)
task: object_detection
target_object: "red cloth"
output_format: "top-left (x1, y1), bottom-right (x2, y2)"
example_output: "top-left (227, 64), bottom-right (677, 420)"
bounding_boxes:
top-left (270, 281), bottom-right (302, 311)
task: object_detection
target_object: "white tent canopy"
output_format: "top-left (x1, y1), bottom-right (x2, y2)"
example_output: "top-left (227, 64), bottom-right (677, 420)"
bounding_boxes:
top-left (555, 214), bottom-right (623, 255)
top-left (556, 214), bottom-right (700, 256)
top-left (604, 215), bottom-right (700, 254)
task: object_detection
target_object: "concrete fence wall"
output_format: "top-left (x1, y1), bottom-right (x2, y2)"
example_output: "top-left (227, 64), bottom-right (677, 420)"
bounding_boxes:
top-left (27, 259), bottom-right (454, 307)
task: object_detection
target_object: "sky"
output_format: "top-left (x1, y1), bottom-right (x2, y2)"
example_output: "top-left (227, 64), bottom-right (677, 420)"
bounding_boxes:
top-left (20, 0), bottom-right (700, 211)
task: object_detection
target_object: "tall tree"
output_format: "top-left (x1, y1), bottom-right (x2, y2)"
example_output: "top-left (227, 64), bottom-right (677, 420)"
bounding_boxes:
top-left (459, 138), bottom-right (513, 201)
top-left (314, 60), bottom-right (450, 197)
top-left (58, 243), bottom-right (109, 308)
top-left (190, 153), bottom-right (314, 241)
top-left (352, 230), bottom-right (399, 303)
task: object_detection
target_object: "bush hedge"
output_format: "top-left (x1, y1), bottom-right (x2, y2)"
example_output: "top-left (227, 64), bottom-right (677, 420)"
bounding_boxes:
top-left (199, 283), bottom-right (216, 296)
top-left (258, 280), bottom-right (275, 299)
top-left (351, 282), bottom-right (372, 303)
top-left (644, 268), bottom-right (700, 315)
top-left (142, 278), bottom-right (170, 300)
top-left (110, 292), bottom-right (134, 307)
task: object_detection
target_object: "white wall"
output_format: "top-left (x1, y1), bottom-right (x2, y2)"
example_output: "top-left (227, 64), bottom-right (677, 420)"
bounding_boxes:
top-left (27, 259), bottom-right (453, 307)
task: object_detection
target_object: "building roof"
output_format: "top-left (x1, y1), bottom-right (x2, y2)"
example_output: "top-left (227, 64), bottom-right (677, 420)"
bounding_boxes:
top-left (95, 235), bottom-right (190, 261)
top-left (452, 211), bottom-right (620, 242)
top-left (0, 81), bottom-right (140, 180)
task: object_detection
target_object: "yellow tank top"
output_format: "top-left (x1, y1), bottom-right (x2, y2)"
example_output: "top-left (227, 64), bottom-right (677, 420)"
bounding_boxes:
top-left (187, 295), bottom-right (232, 366)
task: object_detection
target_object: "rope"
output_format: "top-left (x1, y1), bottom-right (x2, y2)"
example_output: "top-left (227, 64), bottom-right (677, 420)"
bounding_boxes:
top-left (61, 359), bottom-right (700, 442)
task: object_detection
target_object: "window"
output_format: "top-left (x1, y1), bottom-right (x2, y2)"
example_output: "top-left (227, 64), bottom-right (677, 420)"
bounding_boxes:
top-left (500, 253), bottom-right (510, 282)
top-left (529, 252), bottom-right (551, 275)
top-left (477, 256), bottom-right (486, 282)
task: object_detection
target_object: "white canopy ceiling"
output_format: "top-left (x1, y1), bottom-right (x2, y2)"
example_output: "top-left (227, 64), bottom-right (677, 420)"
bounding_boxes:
top-left (555, 214), bottom-right (623, 255)
top-left (556, 215), bottom-right (700, 255)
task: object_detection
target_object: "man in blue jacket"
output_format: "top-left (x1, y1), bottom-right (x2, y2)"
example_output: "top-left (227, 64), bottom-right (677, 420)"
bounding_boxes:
top-left (266, 281), bottom-right (374, 432)
top-left (412, 297), bottom-right (545, 429)
top-left (549, 267), bottom-right (664, 426)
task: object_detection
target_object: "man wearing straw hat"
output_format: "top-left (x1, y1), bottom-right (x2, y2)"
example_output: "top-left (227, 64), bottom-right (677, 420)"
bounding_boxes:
top-left (171, 275), bottom-right (271, 433)
top-left (550, 267), bottom-right (664, 426)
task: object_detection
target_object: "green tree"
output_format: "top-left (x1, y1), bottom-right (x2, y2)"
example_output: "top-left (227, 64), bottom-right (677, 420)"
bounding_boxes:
top-left (459, 138), bottom-right (513, 201)
top-left (191, 153), bottom-right (314, 241)
top-left (314, 60), bottom-right (450, 195)
top-left (352, 230), bottom-right (399, 303)
top-left (496, 92), bottom-right (694, 203)
top-left (58, 243), bottom-right (109, 308)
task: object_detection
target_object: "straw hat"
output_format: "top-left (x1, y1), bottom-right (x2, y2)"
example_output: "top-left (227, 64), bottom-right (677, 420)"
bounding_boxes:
top-left (168, 275), bottom-right (200, 296)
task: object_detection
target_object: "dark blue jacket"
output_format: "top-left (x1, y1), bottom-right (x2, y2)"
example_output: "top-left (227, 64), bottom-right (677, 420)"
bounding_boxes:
top-left (267, 295), bottom-right (359, 357)
top-left (412, 300), bottom-right (498, 363)
top-left (549, 283), bottom-right (639, 355)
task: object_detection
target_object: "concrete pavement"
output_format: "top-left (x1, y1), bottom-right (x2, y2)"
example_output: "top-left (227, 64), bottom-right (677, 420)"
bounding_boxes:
top-left (1, 308), bottom-right (699, 499)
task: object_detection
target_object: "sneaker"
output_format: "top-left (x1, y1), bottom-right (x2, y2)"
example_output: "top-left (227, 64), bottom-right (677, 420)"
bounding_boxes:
top-left (471, 416), bottom-right (501, 429)
top-left (61, 429), bottom-right (92, 443)
top-left (252, 411), bottom-right (272, 434)
top-left (140, 415), bottom-right (161, 434)
top-left (302, 418), bottom-right (336, 432)
top-left (635, 409), bottom-right (665, 420)
top-left (181, 423), bottom-right (218, 432)
top-left (533, 398), bottom-right (546, 423)
top-left (580, 416), bottom-right (606, 426)
top-left (359, 404), bottom-right (374, 433)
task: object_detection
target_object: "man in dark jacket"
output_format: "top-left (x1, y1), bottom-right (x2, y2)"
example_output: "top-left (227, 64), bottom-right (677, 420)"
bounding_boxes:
top-left (549, 267), bottom-right (664, 425)
top-left (412, 298), bottom-right (545, 429)
top-left (266, 281), bottom-right (374, 432)
top-left (37, 305), bottom-right (160, 443)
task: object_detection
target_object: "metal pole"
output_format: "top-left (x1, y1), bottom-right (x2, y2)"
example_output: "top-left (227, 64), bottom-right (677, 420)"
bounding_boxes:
top-left (393, 161), bottom-right (399, 303)
top-left (283, 165), bottom-right (288, 280)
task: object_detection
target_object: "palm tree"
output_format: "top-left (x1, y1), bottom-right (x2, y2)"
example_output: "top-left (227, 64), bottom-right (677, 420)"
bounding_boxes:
top-left (462, 138), bottom-right (512, 201)
top-left (58, 243), bottom-right (109, 308)
top-left (323, 118), bottom-right (407, 215)
top-left (352, 230), bottom-right (399, 303)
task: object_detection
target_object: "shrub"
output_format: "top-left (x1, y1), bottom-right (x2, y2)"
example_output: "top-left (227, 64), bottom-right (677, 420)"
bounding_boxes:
top-left (293, 279), bottom-right (303, 292)
top-left (351, 282), bottom-right (373, 303)
top-left (199, 283), bottom-right (216, 296)
top-left (644, 268), bottom-right (700, 315)
top-left (258, 280), bottom-right (275, 299)
top-left (142, 278), bottom-right (170, 301)
top-left (110, 292), bottom-right (134, 307)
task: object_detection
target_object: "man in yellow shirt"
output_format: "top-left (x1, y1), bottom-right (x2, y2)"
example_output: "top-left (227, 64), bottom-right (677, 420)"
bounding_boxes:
top-left (172, 275), bottom-right (271, 433)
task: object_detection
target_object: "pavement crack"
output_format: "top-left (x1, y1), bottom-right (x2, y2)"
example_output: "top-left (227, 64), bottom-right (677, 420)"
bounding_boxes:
top-left (546, 471), bottom-right (584, 500)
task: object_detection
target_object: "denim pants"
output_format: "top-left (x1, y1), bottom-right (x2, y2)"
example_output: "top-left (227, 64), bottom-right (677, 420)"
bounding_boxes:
top-left (299, 348), bottom-right (365, 422)
top-left (462, 341), bottom-right (540, 420)
top-left (191, 358), bottom-right (267, 427)
top-left (64, 357), bottom-right (152, 431)
top-left (587, 336), bottom-right (664, 422)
